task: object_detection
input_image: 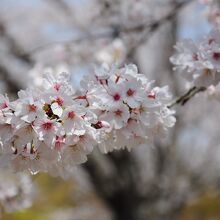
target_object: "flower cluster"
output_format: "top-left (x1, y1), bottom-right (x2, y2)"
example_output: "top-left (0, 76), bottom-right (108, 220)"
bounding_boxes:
top-left (0, 72), bottom-right (98, 177)
top-left (170, 28), bottom-right (220, 87)
top-left (0, 170), bottom-right (34, 213)
top-left (79, 64), bottom-right (176, 153)
top-left (200, 0), bottom-right (220, 24)
top-left (0, 63), bottom-right (176, 176)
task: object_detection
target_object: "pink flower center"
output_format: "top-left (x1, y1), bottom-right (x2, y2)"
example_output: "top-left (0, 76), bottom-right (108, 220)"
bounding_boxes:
top-left (114, 109), bottom-right (123, 117)
top-left (93, 121), bottom-right (103, 129)
top-left (148, 92), bottom-right (156, 99)
top-left (192, 53), bottom-right (198, 61)
top-left (68, 111), bottom-right (75, 119)
top-left (127, 88), bottom-right (135, 97)
top-left (55, 136), bottom-right (65, 150)
top-left (113, 93), bottom-right (121, 101)
top-left (213, 52), bottom-right (220, 61)
top-left (28, 104), bottom-right (37, 112)
top-left (54, 83), bottom-right (61, 91)
top-left (79, 135), bottom-right (85, 140)
top-left (76, 95), bottom-right (87, 100)
top-left (0, 102), bottom-right (8, 109)
top-left (42, 122), bottom-right (53, 131)
top-left (55, 97), bottom-right (64, 106)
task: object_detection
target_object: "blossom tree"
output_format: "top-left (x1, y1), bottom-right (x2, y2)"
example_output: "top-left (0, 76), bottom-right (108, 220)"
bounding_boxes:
top-left (1, 0), bottom-right (220, 220)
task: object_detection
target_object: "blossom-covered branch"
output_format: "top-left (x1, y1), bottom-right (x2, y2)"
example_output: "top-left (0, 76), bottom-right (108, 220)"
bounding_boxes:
top-left (171, 28), bottom-right (220, 87)
top-left (0, 64), bottom-right (175, 178)
top-left (170, 28), bottom-right (220, 107)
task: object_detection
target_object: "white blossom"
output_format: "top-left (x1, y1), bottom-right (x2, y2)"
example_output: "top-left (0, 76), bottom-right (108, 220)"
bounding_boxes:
top-left (170, 28), bottom-right (220, 87)
top-left (0, 63), bottom-right (175, 176)
top-left (0, 170), bottom-right (34, 213)
top-left (79, 64), bottom-right (176, 153)
top-left (0, 72), bottom-right (99, 178)
top-left (200, 0), bottom-right (220, 24)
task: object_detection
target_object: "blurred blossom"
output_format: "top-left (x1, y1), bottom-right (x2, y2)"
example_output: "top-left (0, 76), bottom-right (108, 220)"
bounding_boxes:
top-left (0, 169), bottom-right (34, 213)
top-left (200, 0), bottom-right (220, 24)
top-left (206, 81), bottom-right (220, 101)
top-left (29, 63), bottom-right (70, 88)
top-left (171, 28), bottom-right (220, 87)
top-left (95, 38), bottom-right (126, 65)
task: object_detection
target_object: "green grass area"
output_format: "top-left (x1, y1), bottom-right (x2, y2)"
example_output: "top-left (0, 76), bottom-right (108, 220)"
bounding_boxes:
top-left (3, 173), bottom-right (77, 220)
top-left (179, 191), bottom-right (220, 220)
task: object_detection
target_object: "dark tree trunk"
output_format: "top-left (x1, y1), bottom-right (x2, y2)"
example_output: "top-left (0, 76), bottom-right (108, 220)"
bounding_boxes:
top-left (84, 151), bottom-right (145, 220)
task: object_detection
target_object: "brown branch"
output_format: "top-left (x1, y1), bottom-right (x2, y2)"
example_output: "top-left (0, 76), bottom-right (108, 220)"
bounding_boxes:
top-left (122, 1), bottom-right (188, 34)
top-left (0, 22), bottom-right (34, 94)
top-left (168, 86), bottom-right (207, 108)
top-left (0, 23), bottom-right (33, 65)
top-left (84, 150), bottom-right (144, 220)
top-left (26, 0), bottom-right (193, 56)
top-left (124, 0), bottom-right (194, 58)
top-left (27, 31), bottom-right (114, 55)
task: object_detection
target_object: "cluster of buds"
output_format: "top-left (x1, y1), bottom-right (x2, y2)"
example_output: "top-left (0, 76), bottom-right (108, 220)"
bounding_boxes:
top-left (170, 28), bottom-right (220, 87)
top-left (0, 64), bottom-right (175, 177)
top-left (79, 64), bottom-right (176, 153)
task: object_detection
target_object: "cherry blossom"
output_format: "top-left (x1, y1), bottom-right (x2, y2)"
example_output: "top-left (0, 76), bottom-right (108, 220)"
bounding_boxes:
top-left (200, 0), bottom-right (220, 24)
top-left (0, 72), bottom-right (99, 177)
top-left (0, 63), bottom-right (176, 176)
top-left (0, 170), bottom-right (34, 213)
top-left (170, 28), bottom-right (220, 87)
top-left (79, 64), bottom-right (176, 153)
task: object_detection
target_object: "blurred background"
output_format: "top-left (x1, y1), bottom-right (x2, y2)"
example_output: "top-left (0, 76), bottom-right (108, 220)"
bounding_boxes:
top-left (0, 0), bottom-right (220, 219)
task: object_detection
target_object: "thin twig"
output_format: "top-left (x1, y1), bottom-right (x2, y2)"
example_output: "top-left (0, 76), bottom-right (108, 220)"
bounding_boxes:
top-left (168, 86), bottom-right (207, 108)
top-left (119, 0), bottom-right (194, 58)
top-left (26, 0), bottom-right (193, 55)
